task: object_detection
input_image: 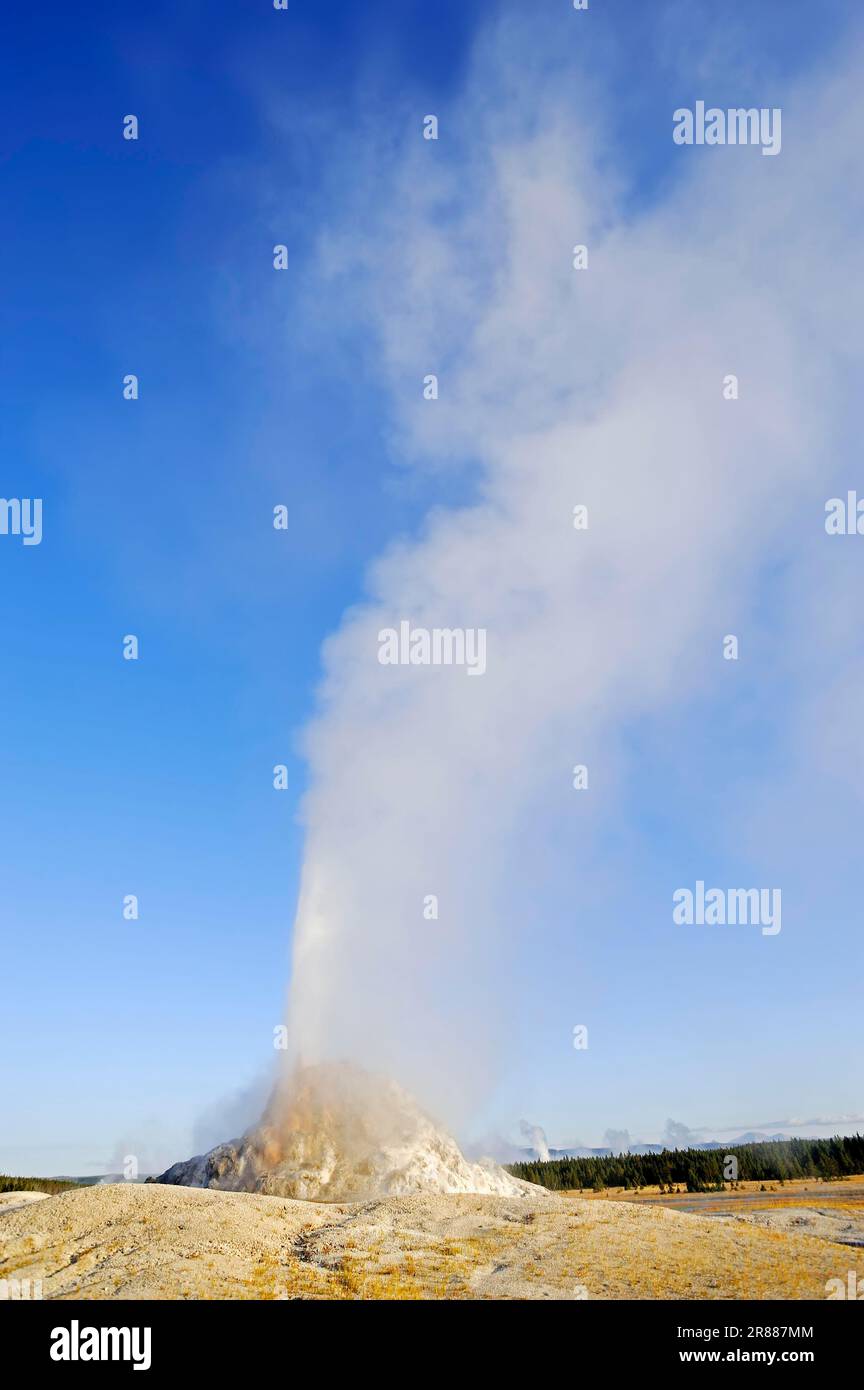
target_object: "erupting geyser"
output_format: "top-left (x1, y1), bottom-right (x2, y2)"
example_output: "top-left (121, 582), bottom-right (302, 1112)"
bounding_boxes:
top-left (152, 1063), bottom-right (534, 1201)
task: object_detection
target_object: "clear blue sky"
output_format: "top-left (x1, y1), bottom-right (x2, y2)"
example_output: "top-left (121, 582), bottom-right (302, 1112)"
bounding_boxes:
top-left (1, 0), bottom-right (860, 1175)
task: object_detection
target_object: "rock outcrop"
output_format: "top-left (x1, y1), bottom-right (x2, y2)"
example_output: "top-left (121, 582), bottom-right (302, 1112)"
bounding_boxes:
top-left (151, 1062), bottom-right (532, 1202)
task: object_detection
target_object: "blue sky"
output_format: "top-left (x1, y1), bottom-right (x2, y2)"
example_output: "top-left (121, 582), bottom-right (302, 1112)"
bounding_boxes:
top-left (1, 0), bottom-right (862, 1175)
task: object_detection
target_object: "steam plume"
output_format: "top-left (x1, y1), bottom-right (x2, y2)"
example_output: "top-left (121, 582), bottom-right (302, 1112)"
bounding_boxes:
top-left (520, 1122), bottom-right (550, 1163)
top-left (284, 13), bottom-right (864, 1130)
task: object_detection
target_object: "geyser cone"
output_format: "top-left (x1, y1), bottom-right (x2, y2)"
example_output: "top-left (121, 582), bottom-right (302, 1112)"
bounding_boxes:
top-left (152, 1062), bottom-right (533, 1202)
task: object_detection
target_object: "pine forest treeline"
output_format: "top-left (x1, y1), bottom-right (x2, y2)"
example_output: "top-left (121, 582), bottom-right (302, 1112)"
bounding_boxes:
top-left (507, 1134), bottom-right (864, 1192)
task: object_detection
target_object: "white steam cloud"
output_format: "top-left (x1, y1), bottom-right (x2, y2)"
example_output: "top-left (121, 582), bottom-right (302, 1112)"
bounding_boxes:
top-left (604, 1129), bottom-right (632, 1156)
top-left (520, 1121), bottom-right (550, 1163)
top-left (284, 12), bottom-right (864, 1130)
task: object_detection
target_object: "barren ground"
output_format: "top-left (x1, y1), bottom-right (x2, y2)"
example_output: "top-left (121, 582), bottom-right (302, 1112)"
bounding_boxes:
top-left (3, 1181), bottom-right (862, 1299)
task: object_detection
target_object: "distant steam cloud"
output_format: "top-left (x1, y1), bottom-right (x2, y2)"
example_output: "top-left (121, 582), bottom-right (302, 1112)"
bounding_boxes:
top-left (520, 1121), bottom-right (550, 1162)
top-left (664, 1120), bottom-right (696, 1149)
top-left (604, 1129), bottom-right (631, 1155)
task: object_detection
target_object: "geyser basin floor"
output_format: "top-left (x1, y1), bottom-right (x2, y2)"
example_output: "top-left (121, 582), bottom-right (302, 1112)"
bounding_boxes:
top-left (3, 1182), bottom-right (862, 1300)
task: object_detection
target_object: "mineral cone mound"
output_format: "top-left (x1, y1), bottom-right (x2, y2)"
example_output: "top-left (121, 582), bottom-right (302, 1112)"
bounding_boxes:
top-left (151, 1062), bottom-right (533, 1202)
